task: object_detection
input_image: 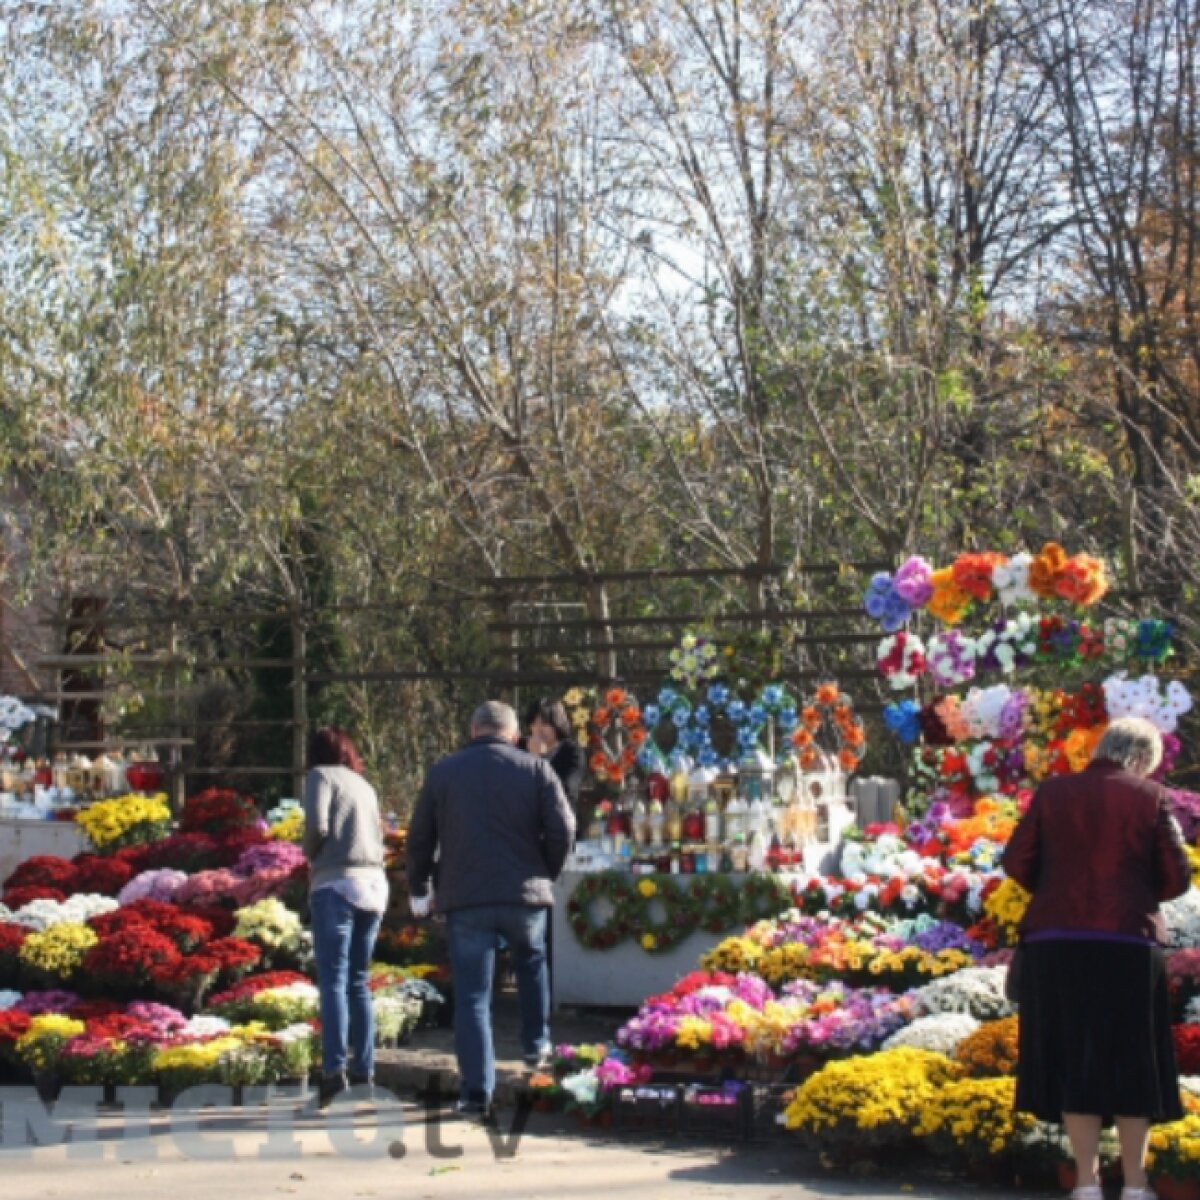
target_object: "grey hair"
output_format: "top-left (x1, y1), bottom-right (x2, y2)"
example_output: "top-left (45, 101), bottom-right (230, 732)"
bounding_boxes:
top-left (1093, 716), bottom-right (1163, 775)
top-left (471, 700), bottom-right (519, 737)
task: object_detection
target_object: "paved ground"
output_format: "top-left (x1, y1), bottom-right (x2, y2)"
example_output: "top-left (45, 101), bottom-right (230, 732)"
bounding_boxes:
top-left (0, 1091), bottom-right (1060, 1200)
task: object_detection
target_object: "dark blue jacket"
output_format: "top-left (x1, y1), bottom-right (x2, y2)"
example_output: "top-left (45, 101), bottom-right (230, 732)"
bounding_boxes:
top-left (407, 736), bottom-right (576, 911)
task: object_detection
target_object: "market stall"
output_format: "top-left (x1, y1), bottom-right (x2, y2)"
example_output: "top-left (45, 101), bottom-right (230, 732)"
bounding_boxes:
top-left (520, 544), bottom-right (1200, 1196)
top-left (547, 666), bottom-right (871, 1007)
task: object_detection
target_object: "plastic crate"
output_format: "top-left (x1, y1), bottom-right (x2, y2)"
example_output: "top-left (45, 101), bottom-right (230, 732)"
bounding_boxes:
top-left (747, 1083), bottom-right (794, 1141)
top-left (677, 1083), bottom-right (752, 1141)
top-left (613, 1084), bottom-right (681, 1135)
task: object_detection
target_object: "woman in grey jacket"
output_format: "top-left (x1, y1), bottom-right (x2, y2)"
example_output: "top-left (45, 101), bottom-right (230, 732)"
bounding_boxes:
top-left (303, 727), bottom-right (388, 1106)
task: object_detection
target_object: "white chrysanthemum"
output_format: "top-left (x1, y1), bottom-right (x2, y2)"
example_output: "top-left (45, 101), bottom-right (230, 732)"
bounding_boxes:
top-left (12, 894), bottom-right (118, 932)
top-left (913, 966), bottom-right (1014, 1021)
top-left (882, 1011), bottom-right (980, 1055)
top-left (1164, 890), bottom-right (1200, 949)
top-left (182, 1015), bottom-right (232, 1038)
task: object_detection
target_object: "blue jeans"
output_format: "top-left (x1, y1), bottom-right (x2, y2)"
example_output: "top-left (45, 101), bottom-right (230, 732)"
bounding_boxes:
top-left (446, 905), bottom-right (550, 1104)
top-left (310, 887), bottom-right (382, 1078)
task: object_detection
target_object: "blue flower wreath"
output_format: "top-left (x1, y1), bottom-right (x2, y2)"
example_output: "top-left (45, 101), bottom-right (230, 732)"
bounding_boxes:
top-left (639, 682), bottom-right (801, 771)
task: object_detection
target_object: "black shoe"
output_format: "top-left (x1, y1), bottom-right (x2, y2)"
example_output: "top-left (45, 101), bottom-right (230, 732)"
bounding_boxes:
top-left (452, 1099), bottom-right (496, 1126)
top-left (522, 1047), bottom-right (553, 1072)
top-left (317, 1072), bottom-right (348, 1109)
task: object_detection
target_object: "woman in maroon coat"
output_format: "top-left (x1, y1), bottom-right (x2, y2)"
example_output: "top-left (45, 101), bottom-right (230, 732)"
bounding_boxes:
top-left (1002, 717), bottom-right (1192, 1200)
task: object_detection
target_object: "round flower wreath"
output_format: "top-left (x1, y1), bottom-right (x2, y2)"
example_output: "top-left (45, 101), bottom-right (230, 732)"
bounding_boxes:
top-left (641, 683), bottom-right (802, 770)
top-left (739, 873), bottom-right (795, 922)
top-left (568, 873), bottom-right (698, 954)
top-left (587, 689), bottom-right (649, 785)
top-left (689, 873), bottom-right (744, 934)
top-left (567, 872), bottom-right (794, 953)
top-left (632, 876), bottom-right (702, 954)
top-left (789, 681), bottom-right (867, 773)
top-left (568, 873), bottom-right (639, 951)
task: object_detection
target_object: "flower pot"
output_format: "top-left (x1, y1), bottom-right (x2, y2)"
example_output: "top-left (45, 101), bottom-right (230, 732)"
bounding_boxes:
top-left (1055, 1161), bottom-right (1076, 1192)
top-left (32, 1071), bottom-right (60, 1103)
top-left (1152, 1175), bottom-right (1200, 1200)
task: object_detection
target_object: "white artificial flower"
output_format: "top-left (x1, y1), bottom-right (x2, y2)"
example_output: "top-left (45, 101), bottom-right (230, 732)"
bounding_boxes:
top-left (561, 1069), bottom-right (600, 1107)
top-left (993, 553), bottom-right (1034, 606)
top-left (0, 989), bottom-right (22, 1010)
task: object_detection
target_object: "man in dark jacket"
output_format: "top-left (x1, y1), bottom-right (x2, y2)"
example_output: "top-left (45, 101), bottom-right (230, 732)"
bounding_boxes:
top-left (407, 700), bottom-right (575, 1119)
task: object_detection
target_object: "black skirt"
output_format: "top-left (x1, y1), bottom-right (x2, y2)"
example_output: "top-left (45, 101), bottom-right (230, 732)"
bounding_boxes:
top-left (1015, 939), bottom-right (1183, 1124)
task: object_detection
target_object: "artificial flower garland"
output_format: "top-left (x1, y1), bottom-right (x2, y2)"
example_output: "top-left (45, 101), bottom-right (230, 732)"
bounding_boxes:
top-left (864, 545), bottom-right (1111, 631)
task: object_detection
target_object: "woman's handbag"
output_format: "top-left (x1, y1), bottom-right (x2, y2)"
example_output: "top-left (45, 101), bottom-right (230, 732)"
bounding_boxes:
top-left (1004, 945), bottom-right (1025, 1003)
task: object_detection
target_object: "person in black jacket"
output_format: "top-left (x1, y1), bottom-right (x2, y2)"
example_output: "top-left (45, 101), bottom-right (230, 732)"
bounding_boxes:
top-left (525, 697), bottom-right (587, 819)
top-left (407, 701), bottom-right (575, 1120)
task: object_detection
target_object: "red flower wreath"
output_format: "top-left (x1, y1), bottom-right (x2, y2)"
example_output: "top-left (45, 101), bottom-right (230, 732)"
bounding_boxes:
top-left (587, 688), bottom-right (648, 785)
top-left (791, 681), bottom-right (867, 773)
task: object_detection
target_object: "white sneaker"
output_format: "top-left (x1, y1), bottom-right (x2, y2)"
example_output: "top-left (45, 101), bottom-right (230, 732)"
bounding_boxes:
top-left (1069, 1188), bottom-right (1103, 1200)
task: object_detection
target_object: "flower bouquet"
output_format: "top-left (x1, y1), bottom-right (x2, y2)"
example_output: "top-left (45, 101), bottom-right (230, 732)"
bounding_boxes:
top-left (784, 1047), bottom-right (960, 1158)
top-left (216, 1041), bottom-right (270, 1088)
top-left (244, 982), bottom-right (320, 1030)
top-left (181, 789), bottom-right (261, 838)
top-left (18, 922), bottom-right (99, 987)
top-left (82, 929), bottom-right (182, 998)
top-left (882, 1012), bottom-right (979, 1055)
top-left (1148, 1113), bottom-right (1200, 1197)
top-left (264, 1023), bottom-right (316, 1082)
top-left (233, 899), bottom-right (304, 967)
top-left (149, 954), bottom-right (223, 1012)
top-left (204, 970), bottom-right (312, 1022)
top-left (0, 1009), bottom-right (32, 1076)
top-left (914, 1074), bottom-right (1033, 1170)
top-left (4, 856), bottom-right (80, 896)
top-left (152, 1037), bottom-right (243, 1095)
top-left (58, 1034), bottom-right (150, 1086)
top-left (524, 1070), bottom-right (562, 1112)
top-left (15, 1013), bottom-right (86, 1081)
top-left (69, 854), bottom-right (136, 897)
top-left (953, 1016), bottom-right (1019, 1077)
top-left (76, 794), bottom-right (171, 855)
top-left (203, 937), bottom-right (264, 984)
top-left (136, 833), bottom-right (221, 874)
top-left (0, 922), bottom-right (30, 988)
top-left (373, 994), bottom-right (422, 1046)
